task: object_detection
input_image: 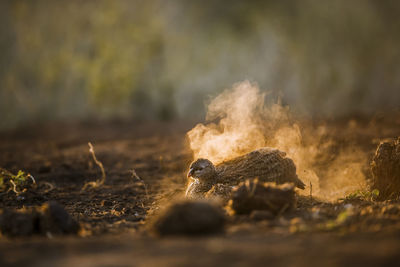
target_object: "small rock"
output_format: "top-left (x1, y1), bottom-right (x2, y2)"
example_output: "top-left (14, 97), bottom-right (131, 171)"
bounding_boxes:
top-left (150, 200), bottom-right (225, 236)
top-left (360, 206), bottom-right (374, 216)
top-left (101, 200), bottom-right (113, 207)
top-left (381, 204), bottom-right (400, 215)
top-left (229, 179), bottom-right (296, 215)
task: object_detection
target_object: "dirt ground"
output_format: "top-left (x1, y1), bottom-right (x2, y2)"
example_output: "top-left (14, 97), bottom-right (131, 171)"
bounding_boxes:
top-left (1, 116), bottom-right (400, 267)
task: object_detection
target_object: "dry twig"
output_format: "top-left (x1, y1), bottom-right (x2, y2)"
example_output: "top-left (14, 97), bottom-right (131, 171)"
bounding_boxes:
top-left (82, 142), bottom-right (106, 190)
top-left (130, 169), bottom-right (148, 198)
top-left (9, 180), bottom-right (19, 194)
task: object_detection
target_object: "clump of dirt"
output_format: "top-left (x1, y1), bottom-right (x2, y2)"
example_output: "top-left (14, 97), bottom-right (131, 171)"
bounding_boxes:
top-left (0, 201), bottom-right (79, 237)
top-left (38, 201), bottom-right (80, 235)
top-left (229, 179), bottom-right (296, 215)
top-left (150, 200), bottom-right (226, 236)
top-left (370, 137), bottom-right (400, 200)
top-left (0, 208), bottom-right (39, 237)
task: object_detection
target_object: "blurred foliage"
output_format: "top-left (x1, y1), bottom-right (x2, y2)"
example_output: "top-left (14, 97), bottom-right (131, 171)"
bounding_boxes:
top-left (0, 0), bottom-right (399, 129)
top-left (0, 0), bottom-right (167, 127)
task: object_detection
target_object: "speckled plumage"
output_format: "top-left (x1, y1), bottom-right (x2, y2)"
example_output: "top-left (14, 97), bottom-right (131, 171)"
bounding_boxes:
top-left (185, 178), bottom-right (215, 199)
top-left (216, 147), bottom-right (303, 187)
top-left (204, 183), bottom-right (233, 202)
top-left (185, 147), bottom-right (305, 199)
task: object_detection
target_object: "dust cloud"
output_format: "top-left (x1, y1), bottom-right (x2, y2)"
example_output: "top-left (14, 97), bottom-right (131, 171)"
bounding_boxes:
top-left (187, 81), bottom-right (367, 200)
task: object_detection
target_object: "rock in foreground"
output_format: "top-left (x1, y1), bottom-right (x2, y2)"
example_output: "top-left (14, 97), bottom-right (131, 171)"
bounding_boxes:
top-left (151, 200), bottom-right (225, 236)
top-left (39, 201), bottom-right (80, 235)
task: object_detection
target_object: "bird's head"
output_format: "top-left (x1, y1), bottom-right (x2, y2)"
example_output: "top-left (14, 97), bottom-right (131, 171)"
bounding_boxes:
top-left (187, 158), bottom-right (216, 182)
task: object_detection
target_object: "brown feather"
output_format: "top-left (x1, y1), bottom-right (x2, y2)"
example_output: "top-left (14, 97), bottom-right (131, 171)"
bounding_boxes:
top-left (215, 148), bottom-right (305, 189)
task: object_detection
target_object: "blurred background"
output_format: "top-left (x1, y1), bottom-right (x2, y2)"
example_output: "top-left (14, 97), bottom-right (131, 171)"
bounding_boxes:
top-left (1, 0), bottom-right (400, 130)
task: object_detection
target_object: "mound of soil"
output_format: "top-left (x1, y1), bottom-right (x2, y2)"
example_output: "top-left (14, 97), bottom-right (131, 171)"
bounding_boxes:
top-left (370, 137), bottom-right (400, 199)
top-left (0, 201), bottom-right (79, 237)
top-left (150, 200), bottom-right (225, 236)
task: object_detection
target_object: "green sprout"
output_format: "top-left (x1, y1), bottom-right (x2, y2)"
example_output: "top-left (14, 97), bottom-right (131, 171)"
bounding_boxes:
top-left (0, 167), bottom-right (36, 194)
top-left (340, 189), bottom-right (380, 202)
top-left (323, 208), bottom-right (353, 230)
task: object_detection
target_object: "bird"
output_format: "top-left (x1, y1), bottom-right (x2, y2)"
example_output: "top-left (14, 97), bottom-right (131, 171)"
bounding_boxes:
top-left (185, 147), bottom-right (305, 199)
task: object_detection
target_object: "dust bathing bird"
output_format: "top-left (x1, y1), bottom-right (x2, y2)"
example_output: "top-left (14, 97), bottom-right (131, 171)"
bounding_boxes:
top-left (186, 147), bottom-right (305, 199)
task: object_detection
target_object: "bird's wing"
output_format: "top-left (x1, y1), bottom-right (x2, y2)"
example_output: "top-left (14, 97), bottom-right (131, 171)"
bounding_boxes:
top-left (215, 148), bottom-right (304, 188)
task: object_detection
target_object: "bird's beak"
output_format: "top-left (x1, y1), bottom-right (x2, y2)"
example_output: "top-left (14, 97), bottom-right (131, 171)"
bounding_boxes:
top-left (187, 168), bottom-right (194, 178)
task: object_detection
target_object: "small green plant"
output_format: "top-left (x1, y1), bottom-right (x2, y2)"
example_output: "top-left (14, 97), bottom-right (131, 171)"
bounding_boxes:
top-left (0, 167), bottom-right (36, 194)
top-left (340, 189), bottom-right (380, 201)
top-left (323, 208), bottom-right (353, 230)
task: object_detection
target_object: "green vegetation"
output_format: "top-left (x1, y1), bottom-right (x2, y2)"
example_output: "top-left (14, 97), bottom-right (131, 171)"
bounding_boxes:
top-left (323, 208), bottom-right (354, 231)
top-left (340, 189), bottom-right (380, 202)
top-left (0, 167), bottom-right (35, 194)
top-left (0, 1), bottom-right (399, 129)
